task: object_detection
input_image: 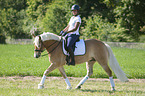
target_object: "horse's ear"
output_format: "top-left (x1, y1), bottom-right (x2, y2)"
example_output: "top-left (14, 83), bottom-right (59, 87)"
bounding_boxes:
top-left (39, 36), bottom-right (41, 40)
top-left (32, 34), bottom-right (36, 38)
top-left (31, 30), bottom-right (36, 38)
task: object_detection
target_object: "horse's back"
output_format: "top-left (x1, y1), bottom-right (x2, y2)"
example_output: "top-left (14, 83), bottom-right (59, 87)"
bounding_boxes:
top-left (84, 39), bottom-right (107, 50)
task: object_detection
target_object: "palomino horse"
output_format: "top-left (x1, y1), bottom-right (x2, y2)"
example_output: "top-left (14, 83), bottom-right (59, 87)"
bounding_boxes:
top-left (33, 32), bottom-right (128, 91)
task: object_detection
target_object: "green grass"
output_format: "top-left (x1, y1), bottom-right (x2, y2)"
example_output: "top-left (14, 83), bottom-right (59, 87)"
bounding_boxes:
top-left (0, 44), bottom-right (145, 79)
top-left (0, 76), bottom-right (145, 96)
top-left (0, 44), bottom-right (145, 95)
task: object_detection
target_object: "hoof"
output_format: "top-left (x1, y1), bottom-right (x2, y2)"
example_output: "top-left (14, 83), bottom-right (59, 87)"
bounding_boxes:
top-left (75, 86), bottom-right (81, 89)
top-left (66, 86), bottom-right (72, 90)
top-left (111, 87), bottom-right (116, 91)
top-left (38, 84), bottom-right (44, 89)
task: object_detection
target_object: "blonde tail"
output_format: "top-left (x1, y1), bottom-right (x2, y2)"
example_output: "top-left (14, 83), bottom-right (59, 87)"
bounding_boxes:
top-left (105, 43), bottom-right (128, 82)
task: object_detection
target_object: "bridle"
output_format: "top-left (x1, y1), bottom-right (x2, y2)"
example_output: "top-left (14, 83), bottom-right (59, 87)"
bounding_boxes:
top-left (34, 41), bottom-right (44, 52)
top-left (34, 36), bottom-right (61, 54)
top-left (34, 37), bottom-right (44, 52)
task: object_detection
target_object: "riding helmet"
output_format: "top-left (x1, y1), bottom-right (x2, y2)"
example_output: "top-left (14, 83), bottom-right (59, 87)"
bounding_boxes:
top-left (71, 4), bottom-right (79, 10)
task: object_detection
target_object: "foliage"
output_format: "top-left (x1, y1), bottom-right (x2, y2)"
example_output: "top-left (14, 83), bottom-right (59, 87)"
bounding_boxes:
top-left (23, 0), bottom-right (50, 35)
top-left (0, 0), bottom-right (27, 11)
top-left (0, 0), bottom-right (29, 39)
top-left (25, 0), bottom-right (75, 35)
top-left (139, 35), bottom-right (145, 43)
top-left (0, 0), bottom-right (144, 42)
top-left (0, 32), bottom-right (6, 44)
top-left (76, 0), bottom-right (109, 18)
top-left (41, 0), bottom-right (72, 34)
top-left (82, 15), bottom-right (130, 42)
top-left (0, 8), bottom-right (17, 38)
top-left (111, 18), bottom-right (132, 42)
top-left (113, 0), bottom-right (145, 41)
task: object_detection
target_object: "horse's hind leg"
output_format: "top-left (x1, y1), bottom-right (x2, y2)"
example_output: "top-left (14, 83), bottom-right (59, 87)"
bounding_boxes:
top-left (99, 62), bottom-right (115, 91)
top-left (76, 61), bottom-right (95, 89)
top-left (58, 66), bottom-right (72, 89)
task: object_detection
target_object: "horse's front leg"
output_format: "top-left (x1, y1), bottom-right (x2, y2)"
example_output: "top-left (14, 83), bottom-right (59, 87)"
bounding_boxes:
top-left (38, 63), bottom-right (57, 89)
top-left (58, 66), bottom-right (72, 90)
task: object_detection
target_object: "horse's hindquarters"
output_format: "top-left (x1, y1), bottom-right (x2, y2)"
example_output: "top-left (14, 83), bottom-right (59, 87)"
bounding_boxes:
top-left (75, 39), bottom-right (108, 65)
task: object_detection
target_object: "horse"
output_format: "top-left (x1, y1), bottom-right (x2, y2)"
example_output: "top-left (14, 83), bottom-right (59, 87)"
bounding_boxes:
top-left (32, 32), bottom-right (128, 91)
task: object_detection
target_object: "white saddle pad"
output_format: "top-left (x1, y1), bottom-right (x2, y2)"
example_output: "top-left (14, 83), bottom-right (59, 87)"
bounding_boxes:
top-left (62, 39), bottom-right (86, 56)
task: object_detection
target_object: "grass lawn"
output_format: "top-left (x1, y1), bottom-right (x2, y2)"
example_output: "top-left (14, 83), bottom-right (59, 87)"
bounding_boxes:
top-left (0, 44), bottom-right (145, 79)
top-left (0, 76), bottom-right (145, 96)
top-left (0, 44), bottom-right (145, 96)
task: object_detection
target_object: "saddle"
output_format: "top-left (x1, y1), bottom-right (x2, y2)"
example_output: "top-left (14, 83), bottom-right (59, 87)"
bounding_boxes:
top-left (62, 37), bottom-right (86, 64)
top-left (62, 37), bottom-right (86, 56)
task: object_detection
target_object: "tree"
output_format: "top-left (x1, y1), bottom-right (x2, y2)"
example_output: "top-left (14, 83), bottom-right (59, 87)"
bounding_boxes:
top-left (24, 0), bottom-right (52, 35)
top-left (0, 0), bottom-right (144, 42)
top-left (41, 0), bottom-right (74, 34)
top-left (114, 0), bottom-right (145, 41)
top-left (82, 15), bottom-right (129, 42)
top-left (0, 0), bottom-right (27, 11)
top-left (0, 28), bottom-right (6, 44)
top-left (0, 0), bottom-right (28, 39)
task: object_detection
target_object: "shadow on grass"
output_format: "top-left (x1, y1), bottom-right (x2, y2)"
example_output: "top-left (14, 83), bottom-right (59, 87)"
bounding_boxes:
top-left (81, 89), bottom-right (114, 94)
top-left (81, 89), bottom-right (145, 94)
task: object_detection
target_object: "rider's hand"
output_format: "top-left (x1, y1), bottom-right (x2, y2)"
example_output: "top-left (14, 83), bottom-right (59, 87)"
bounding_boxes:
top-left (59, 31), bottom-right (64, 35)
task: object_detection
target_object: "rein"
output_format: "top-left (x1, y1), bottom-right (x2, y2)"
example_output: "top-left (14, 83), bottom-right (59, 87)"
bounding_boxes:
top-left (41, 40), bottom-right (61, 56)
top-left (45, 40), bottom-right (61, 54)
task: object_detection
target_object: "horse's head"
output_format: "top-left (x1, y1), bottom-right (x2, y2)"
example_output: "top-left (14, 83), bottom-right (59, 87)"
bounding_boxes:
top-left (32, 31), bottom-right (62, 58)
top-left (33, 36), bottom-right (45, 58)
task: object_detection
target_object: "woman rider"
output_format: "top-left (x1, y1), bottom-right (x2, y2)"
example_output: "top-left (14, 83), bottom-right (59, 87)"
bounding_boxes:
top-left (60, 4), bottom-right (81, 66)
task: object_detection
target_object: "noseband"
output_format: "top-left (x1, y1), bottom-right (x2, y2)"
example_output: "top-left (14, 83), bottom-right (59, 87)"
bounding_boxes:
top-left (34, 49), bottom-right (44, 52)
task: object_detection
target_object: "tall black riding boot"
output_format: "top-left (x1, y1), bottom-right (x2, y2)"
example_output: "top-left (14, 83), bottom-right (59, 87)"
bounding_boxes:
top-left (68, 48), bottom-right (75, 66)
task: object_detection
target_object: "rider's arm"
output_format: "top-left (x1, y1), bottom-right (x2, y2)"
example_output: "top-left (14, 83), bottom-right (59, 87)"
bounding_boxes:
top-left (66, 22), bottom-right (80, 33)
top-left (63, 25), bottom-right (70, 32)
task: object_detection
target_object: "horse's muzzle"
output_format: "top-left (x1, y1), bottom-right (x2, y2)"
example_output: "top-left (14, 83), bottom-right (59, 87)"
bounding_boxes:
top-left (34, 52), bottom-right (41, 58)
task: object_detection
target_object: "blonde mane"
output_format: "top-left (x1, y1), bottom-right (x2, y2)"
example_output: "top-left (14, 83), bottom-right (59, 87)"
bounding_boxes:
top-left (34, 32), bottom-right (61, 48)
top-left (40, 32), bottom-right (61, 41)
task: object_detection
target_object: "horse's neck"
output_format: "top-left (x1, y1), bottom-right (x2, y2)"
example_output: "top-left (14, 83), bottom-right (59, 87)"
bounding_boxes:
top-left (43, 40), bottom-right (60, 53)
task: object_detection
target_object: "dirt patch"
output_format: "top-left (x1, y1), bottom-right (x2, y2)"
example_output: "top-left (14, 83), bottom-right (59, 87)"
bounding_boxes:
top-left (0, 76), bottom-right (145, 83)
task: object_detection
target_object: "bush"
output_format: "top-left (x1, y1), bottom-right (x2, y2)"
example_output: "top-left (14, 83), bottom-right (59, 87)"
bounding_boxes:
top-left (82, 15), bottom-right (131, 42)
top-left (0, 8), bottom-right (29, 39)
top-left (41, 0), bottom-right (75, 35)
top-left (139, 35), bottom-right (145, 43)
top-left (0, 32), bottom-right (6, 44)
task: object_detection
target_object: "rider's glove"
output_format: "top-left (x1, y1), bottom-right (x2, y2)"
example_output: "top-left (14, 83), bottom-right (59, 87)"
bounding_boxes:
top-left (59, 31), bottom-right (64, 35)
